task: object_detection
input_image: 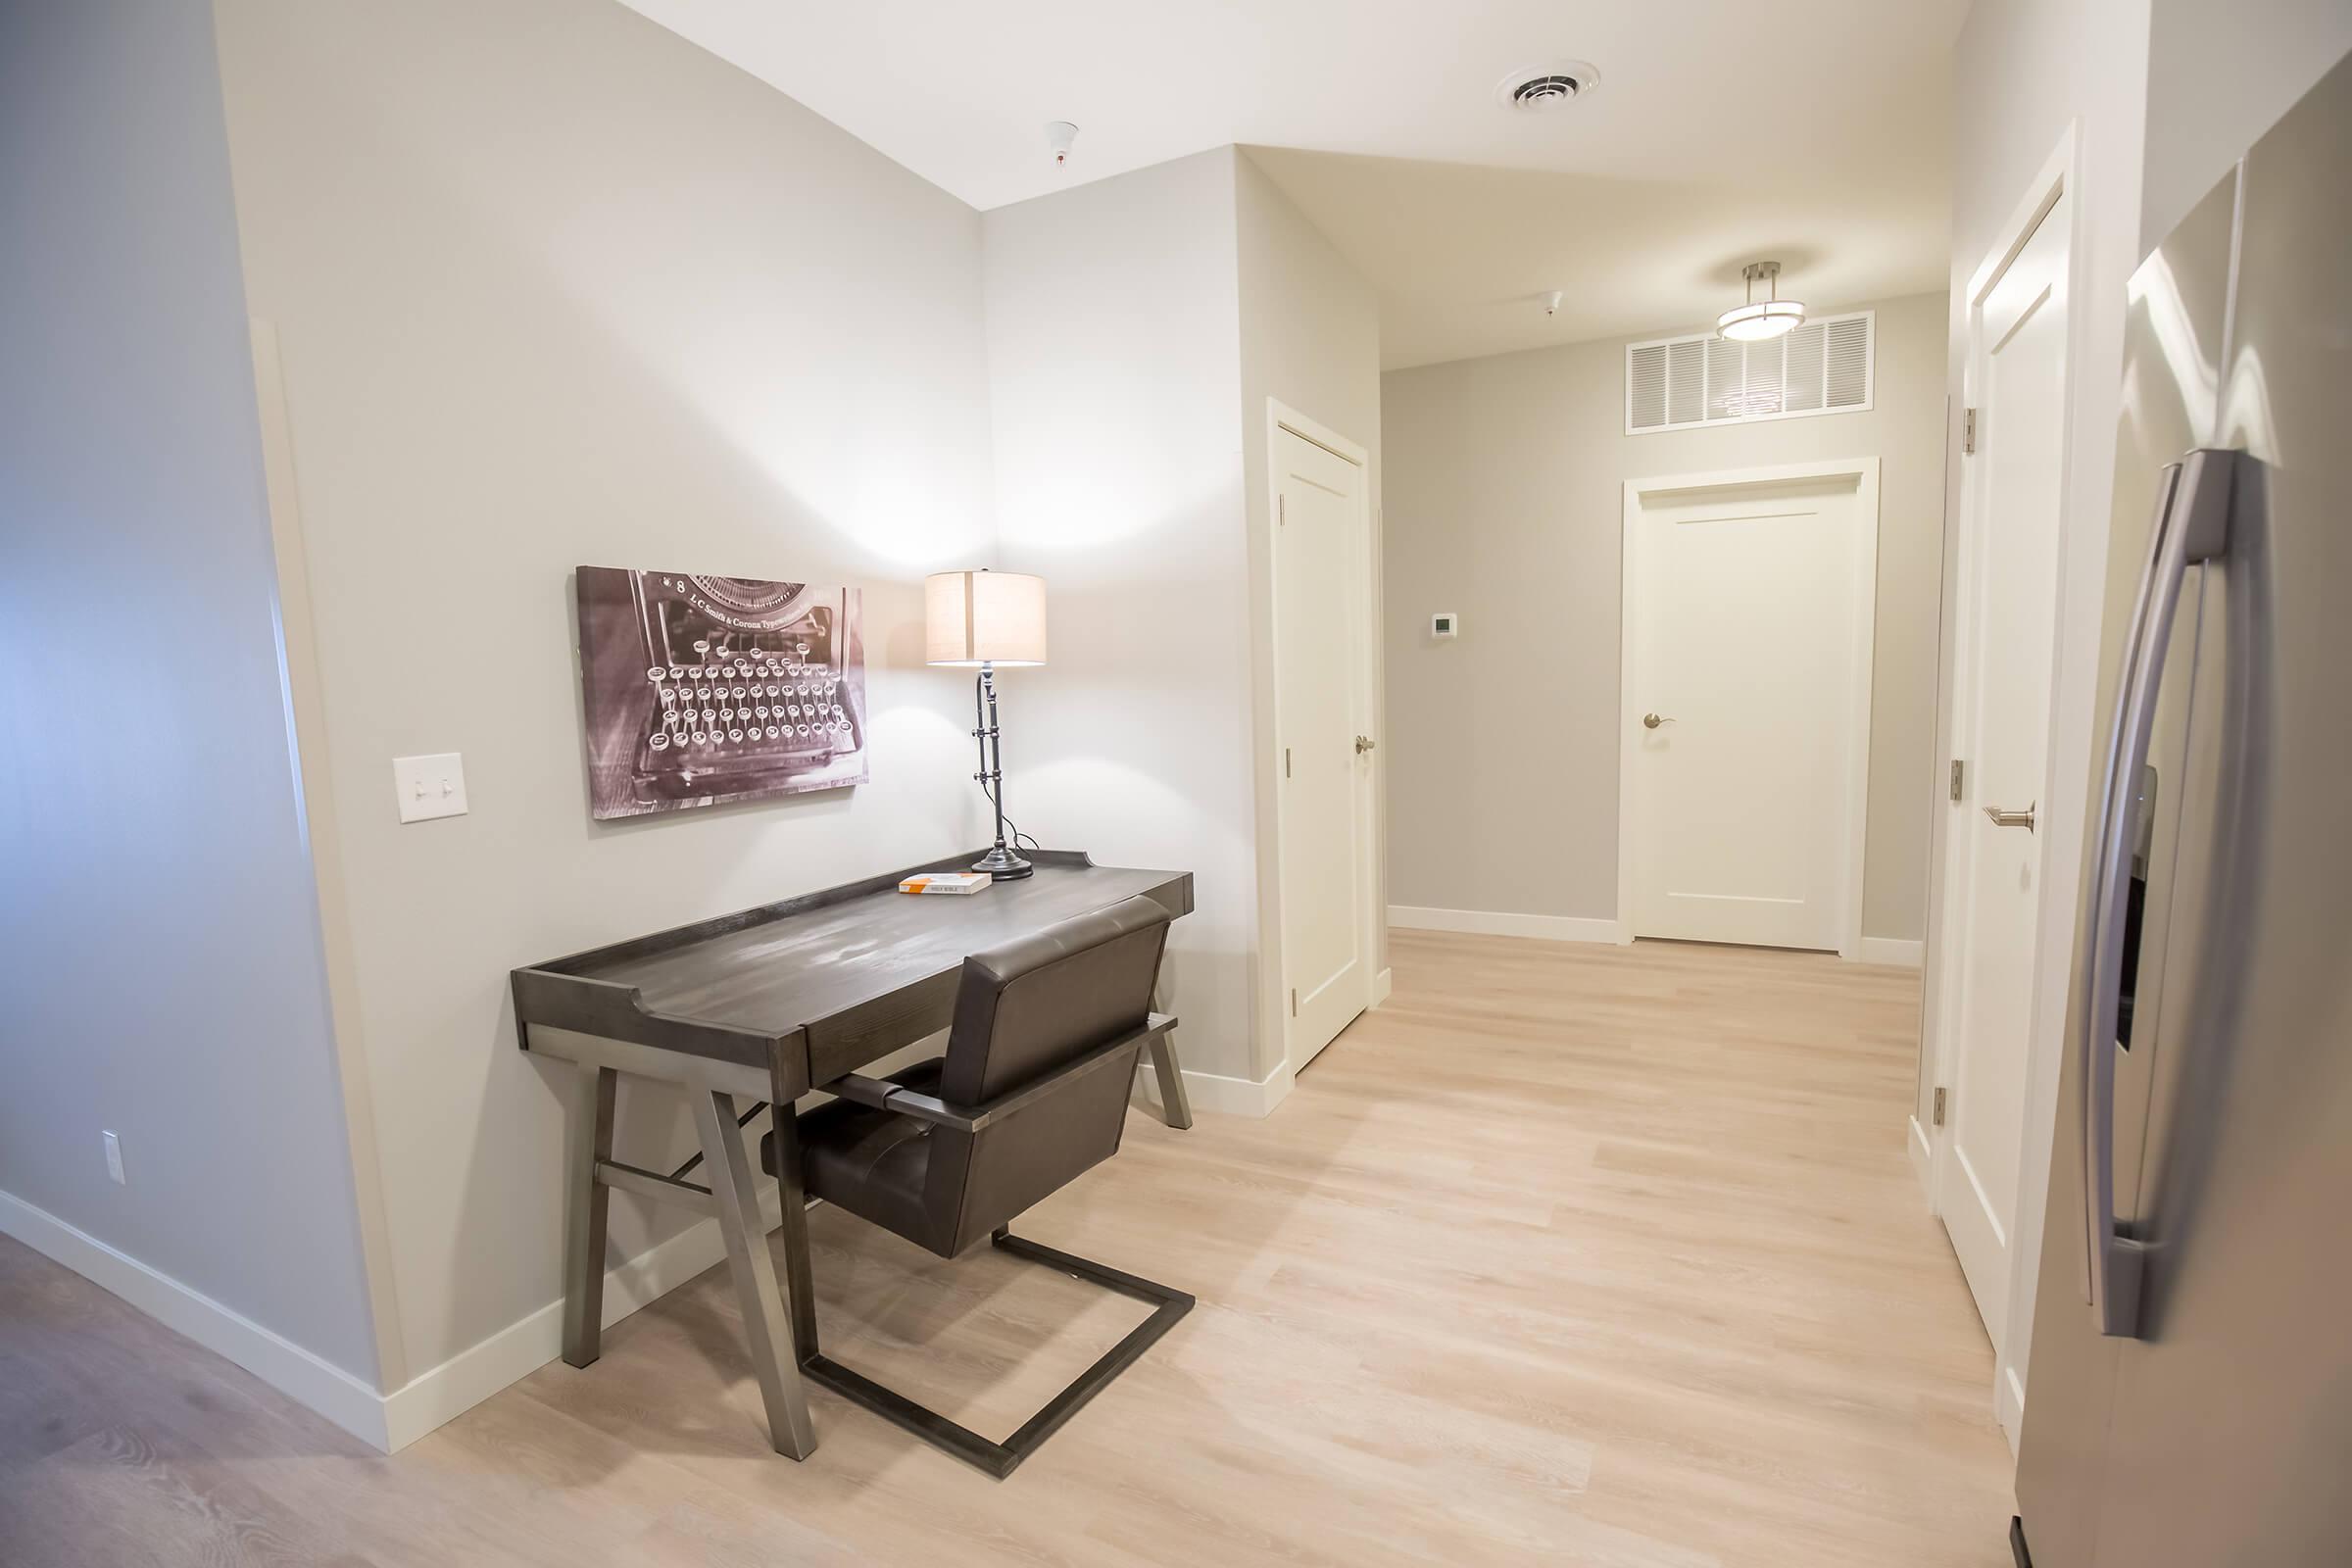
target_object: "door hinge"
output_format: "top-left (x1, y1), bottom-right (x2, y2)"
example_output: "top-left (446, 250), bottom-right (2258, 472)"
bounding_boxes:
top-left (1934, 1086), bottom-right (1948, 1126)
top-left (1278, 495), bottom-right (1287, 525)
top-left (1285, 746), bottom-right (1292, 779)
top-left (1962, 407), bottom-right (1978, 455)
top-left (1950, 759), bottom-right (1965, 802)
top-left (1290, 988), bottom-right (1298, 1017)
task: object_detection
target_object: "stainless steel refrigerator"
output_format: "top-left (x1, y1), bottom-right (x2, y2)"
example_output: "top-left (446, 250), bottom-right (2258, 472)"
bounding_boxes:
top-left (2011, 45), bottom-right (2352, 1568)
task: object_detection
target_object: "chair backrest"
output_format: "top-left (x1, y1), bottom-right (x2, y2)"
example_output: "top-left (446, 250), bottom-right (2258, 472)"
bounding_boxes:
top-left (921, 894), bottom-right (1172, 1253)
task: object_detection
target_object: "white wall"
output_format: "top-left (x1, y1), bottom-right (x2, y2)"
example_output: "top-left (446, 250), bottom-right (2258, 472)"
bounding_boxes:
top-left (0, 0), bottom-right (381, 1385)
top-left (1236, 150), bottom-right (1384, 491)
top-left (985, 149), bottom-right (1384, 1098)
top-left (211, 0), bottom-right (998, 1395)
top-left (1935, 0), bottom-right (2151, 1448)
top-left (1380, 291), bottom-right (1949, 944)
top-left (983, 151), bottom-right (1260, 1086)
top-left (1235, 149), bottom-right (1387, 1067)
top-left (14, 0), bottom-right (1379, 1442)
top-left (1945, 0), bottom-right (2352, 1457)
top-left (2141, 0), bottom-right (2352, 250)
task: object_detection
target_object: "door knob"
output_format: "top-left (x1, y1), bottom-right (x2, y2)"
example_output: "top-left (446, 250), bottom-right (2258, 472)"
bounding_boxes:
top-left (1983, 802), bottom-right (2037, 831)
top-left (1354, 735), bottom-right (1376, 755)
top-left (1642, 712), bottom-right (1674, 730)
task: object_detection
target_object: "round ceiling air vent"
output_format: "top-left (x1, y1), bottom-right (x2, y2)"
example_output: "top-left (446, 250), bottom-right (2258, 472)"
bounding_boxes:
top-left (1495, 61), bottom-right (1599, 111)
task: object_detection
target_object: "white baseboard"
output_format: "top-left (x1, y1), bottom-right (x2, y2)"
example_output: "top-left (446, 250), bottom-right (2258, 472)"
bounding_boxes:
top-left (380, 1192), bottom-right (771, 1449)
top-left (1370, 966), bottom-right (1393, 1006)
top-left (1997, 1362), bottom-right (2027, 1454)
top-left (1137, 1061), bottom-right (1293, 1119)
top-left (1908, 1114), bottom-right (1936, 1201)
top-left (0, 1178), bottom-right (786, 1456)
top-left (1388, 905), bottom-right (1622, 944)
top-left (1393, 906), bottom-right (1914, 964)
top-left (0, 1186), bottom-right (391, 1450)
top-left (13, 1040), bottom-right (1313, 1459)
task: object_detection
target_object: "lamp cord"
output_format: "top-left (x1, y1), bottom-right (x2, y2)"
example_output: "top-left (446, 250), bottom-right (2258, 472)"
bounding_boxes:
top-left (979, 775), bottom-right (1043, 854)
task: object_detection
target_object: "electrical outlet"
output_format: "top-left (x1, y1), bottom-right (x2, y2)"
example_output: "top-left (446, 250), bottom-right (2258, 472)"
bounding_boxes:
top-left (103, 1130), bottom-right (124, 1185)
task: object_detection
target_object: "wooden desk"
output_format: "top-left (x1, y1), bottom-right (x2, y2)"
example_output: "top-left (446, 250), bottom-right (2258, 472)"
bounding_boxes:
top-left (512, 849), bottom-right (1195, 1457)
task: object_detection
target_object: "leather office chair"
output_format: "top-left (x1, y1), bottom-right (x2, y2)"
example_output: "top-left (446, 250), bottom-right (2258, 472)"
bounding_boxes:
top-left (762, 893), bottom-right (1193, 1476)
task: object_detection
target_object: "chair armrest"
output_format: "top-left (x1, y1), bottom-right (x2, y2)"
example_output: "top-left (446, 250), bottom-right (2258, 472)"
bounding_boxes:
top-left (816, 1014), bottom-right (1174, 1135)
top-left (871, 1086), bottom-right (977, 1132)
top-left (821, 1072), bottom-right (897, 1110)
top-left (817, 1072), bottom-right (978, 1132)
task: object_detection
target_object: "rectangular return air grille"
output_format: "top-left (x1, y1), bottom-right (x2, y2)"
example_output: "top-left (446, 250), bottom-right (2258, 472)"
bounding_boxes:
top-left (1626, 311), bottom-right (1874, 434)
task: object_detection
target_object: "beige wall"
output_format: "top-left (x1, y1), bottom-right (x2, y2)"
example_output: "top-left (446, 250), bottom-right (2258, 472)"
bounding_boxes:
top-left (0, 0), bottom-right (383, 1388)
top-left (213, 0), bottom-right (999, 1384)
top-left (1381, 290), bottom-right (1949, 943)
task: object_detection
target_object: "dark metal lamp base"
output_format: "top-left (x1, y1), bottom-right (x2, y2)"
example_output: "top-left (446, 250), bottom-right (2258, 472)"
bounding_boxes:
top-left (970, 845), bottom-right (1033, 880)
top-left (799, 1231), bottom-right (1192, 1479)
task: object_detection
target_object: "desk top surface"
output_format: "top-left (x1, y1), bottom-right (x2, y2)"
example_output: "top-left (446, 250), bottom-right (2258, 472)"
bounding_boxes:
top-left (518, 850), bottom-right (1191, 1044)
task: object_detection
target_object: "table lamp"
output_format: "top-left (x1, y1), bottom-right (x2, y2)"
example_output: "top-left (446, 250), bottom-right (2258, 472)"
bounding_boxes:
top-left (924, 569), bottom-right (1047, 879)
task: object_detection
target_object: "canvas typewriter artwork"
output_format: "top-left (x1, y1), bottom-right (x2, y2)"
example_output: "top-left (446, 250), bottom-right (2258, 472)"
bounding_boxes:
top-left (576, 566), bottom-right (866, 819)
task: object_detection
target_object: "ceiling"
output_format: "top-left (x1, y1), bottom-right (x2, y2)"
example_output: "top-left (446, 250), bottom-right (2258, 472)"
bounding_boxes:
top-left (619, 0), bottom-right (1964, 368)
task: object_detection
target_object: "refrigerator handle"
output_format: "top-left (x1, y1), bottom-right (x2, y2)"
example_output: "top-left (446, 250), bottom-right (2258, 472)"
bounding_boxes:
top-left (2079, 449), bottom-right (2235, 1340)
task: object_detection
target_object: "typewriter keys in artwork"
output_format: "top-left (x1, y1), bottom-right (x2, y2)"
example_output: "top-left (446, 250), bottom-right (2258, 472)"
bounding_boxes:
top-left (641, 661), bottom-right (853, 753)
top-left (575, 567), bottom-right (868, 819)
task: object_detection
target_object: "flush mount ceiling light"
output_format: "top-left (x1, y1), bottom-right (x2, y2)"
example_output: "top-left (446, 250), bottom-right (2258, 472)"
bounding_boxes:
top-left (1718, 261), bottom-right (1806, 341)
top-left (1494, 61), bottom-right (1600, 111)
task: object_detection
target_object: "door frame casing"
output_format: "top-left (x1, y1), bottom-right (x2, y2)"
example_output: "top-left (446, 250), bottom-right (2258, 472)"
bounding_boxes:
top-left (1616, 456), bottom-right (1883, 959)
top-left (1258, 399), bottom-right (1383, 1085)
top-left (1916, 125), bottom-right (2082, 1446)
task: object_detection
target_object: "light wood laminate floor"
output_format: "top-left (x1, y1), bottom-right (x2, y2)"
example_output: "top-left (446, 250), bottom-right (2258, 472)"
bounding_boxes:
top-left (0, 931), bottom-right (2016, 1566)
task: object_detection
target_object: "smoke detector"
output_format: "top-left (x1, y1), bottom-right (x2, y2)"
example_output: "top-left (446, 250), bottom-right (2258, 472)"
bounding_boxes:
top-left (1495, 61), bottom-right (1599, 111)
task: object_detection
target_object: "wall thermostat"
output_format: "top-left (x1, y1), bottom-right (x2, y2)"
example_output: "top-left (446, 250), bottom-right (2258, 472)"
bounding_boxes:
top-left (1431, 612), bottom-right (1459, 638)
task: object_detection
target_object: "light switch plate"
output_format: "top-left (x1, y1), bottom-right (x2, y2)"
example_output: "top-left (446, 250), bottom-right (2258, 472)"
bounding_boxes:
top-left (393, 753), bottom-right (469, 823)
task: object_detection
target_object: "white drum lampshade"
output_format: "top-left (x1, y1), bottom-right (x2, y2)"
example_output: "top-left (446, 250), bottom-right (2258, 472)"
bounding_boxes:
top-left (925, 569), bottom-right (1047, 667)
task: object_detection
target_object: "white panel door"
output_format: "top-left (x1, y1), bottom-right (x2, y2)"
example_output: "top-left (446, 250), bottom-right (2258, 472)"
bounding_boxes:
top-left (1273, 425), bottom-right (1374, 1070)
top-left (1935, 191), bottom-right (2070, 1349)
top-left (1625, 469), bottom-right (1874, 952)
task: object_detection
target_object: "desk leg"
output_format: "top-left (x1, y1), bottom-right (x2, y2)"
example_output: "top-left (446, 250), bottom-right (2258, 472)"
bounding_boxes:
top-left (562, 1064), bottom-right (617, 1368)
top-left (694, 1090), bottom-right (817, 1459)
top-left (1148, 1031), bottom-right (1194, 1130)
top-left (767, 1103), bottom-right (821, 1361)
top-left (1146, 982), bottom-right (1194, 1131)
